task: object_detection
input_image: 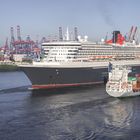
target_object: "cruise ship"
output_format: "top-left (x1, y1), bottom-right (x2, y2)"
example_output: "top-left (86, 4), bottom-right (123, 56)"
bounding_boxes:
top-left (19, 28), bottom-right (140, 89)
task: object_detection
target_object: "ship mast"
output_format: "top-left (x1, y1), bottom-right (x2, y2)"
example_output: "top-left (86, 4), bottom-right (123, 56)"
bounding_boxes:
top-left (66, 27), bottom-right (69, 41)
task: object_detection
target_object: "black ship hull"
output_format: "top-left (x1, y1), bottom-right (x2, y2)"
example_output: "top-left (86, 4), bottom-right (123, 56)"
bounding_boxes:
top-left (20, 65), bottom-right (140, 89)
top-left (20, 66), bottom-right (108, 89)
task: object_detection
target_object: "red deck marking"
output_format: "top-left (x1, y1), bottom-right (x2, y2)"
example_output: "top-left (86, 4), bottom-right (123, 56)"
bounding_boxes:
top-left (32, 81), bottom-right (103, 89)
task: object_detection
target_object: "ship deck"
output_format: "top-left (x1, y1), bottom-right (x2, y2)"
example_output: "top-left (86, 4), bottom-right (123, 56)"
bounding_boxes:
top-left (18, 60), bottom-right (140, 68)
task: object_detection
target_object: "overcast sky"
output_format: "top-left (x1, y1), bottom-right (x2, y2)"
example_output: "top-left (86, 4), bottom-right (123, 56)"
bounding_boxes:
top-left (0, 0), bottom-right (140, 45)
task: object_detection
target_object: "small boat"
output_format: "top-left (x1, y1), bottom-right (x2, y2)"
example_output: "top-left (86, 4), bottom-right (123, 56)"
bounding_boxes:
top-left (106, 62), bottom-right (140, 97)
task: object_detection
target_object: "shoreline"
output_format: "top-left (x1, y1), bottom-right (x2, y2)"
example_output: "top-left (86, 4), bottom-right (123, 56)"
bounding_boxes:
top-left (0, 62), bottom-right (19, 71)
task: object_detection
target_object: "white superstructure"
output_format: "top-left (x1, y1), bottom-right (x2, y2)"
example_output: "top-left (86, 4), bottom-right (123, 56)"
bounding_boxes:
top-left (42, 41), bottom-right (140, 63)
top-left (42, 41), bottom-right (81, 62)
top-left (40, 28), bottom-right (140, 64)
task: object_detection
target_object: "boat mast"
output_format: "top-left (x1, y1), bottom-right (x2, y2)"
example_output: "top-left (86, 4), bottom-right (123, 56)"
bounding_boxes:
top-left (66, 27), bottom-right (70, 41)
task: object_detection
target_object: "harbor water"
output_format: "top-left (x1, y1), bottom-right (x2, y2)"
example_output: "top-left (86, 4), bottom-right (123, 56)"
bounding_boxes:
top-left (0, 72), bottom-right (140, 140)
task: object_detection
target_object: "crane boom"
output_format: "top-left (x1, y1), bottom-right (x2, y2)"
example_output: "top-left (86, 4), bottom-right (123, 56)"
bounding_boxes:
top-left (128, 26), bottom-right (133, 42)
top-left (132, 26), bottom-right (137, 40)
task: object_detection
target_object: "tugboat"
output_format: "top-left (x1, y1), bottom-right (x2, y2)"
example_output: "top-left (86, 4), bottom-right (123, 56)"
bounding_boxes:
top-left (106, 62), bottom-right (140, 97)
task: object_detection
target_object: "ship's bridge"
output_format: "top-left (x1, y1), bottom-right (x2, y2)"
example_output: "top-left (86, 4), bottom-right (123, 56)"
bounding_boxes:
top-left (42, 41), bottom-right (81, 62)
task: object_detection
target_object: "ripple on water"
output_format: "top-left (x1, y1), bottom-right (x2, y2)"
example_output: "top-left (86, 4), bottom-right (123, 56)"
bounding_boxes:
top-left (0, 72), bottom-right (140, 140)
